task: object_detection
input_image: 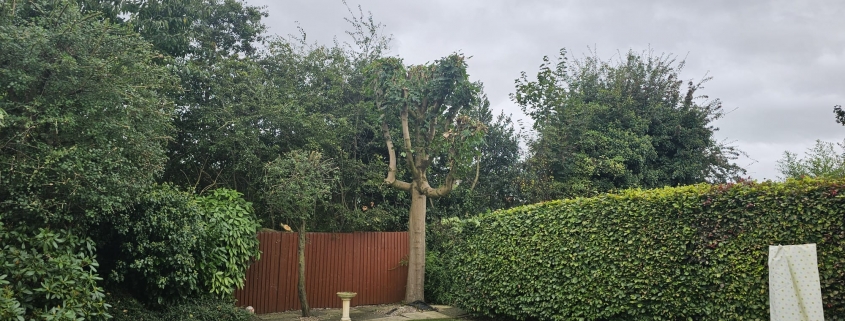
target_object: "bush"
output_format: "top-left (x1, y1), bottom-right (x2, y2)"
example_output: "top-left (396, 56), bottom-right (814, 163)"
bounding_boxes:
top-left (102, 185), bottom-right (260, 304)
top-left (103, 184), bottom-right (204, 304)
top-left (108, 291), bottom-right (253, 321)
top-left (195, 188), bottom-right (261, 297)
top-left (0, 222), bottom-right (110, 320)
top-left (437, 178), bottom-right (845, 320)
top-left (158, 297), bottom-right (254, 321)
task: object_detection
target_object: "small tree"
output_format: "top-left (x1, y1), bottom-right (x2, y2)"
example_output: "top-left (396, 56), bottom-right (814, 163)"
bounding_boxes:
top-left (263, 150), bottom-right (337, 317)
top-left (367, 54), bottom-right (486, 302)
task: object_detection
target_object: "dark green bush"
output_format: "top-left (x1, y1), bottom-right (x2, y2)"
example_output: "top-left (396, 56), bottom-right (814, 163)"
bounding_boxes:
top-left (0, 222), bottom-right (111, 320)
top-left (437, 178), bottom-right (845, 320)
top-left (157, 297), bottom-right (254, 321)
top-left (102, 185), bottom-right (261, 304)
top-left (108, 291), bottom-right (253, 321)
top-left (103, 184), bottom-right (204, 304)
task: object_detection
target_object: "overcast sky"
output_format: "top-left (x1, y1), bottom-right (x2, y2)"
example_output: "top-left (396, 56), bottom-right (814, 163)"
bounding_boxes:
top-left (246, 0), bottom-right (845, 180)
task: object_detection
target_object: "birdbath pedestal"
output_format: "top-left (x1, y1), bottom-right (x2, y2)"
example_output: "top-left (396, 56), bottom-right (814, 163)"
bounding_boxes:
top-left (337, 292), bottom-right (357, 321)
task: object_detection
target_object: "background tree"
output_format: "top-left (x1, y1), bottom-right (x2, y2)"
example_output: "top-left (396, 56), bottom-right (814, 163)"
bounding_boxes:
top-left (161, 6), bottom-right (411, 232)
top-left (0, 0), bottom-right (177, 317)
top-left (834, 105), bottom-right (845, 125)
top-left (0, 0), bottom-right (177, 229)
top-left (263, 150), bottom-right (338, 317)
top-left (513, 49), bottom-right (744, 201)
top-left (427, 89), bottom-right (526, 219)
top-left (776, 139), bottom-right (845, 180)
top-left (79, 0), bottom-right (266, 59)
top-left (368, 54), bottom-right (486, 302)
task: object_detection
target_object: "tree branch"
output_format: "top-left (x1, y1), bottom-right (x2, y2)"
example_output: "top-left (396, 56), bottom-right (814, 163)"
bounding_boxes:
top-left (426, 103), bottom-right (439, 142)
top-left (382, 120), bottom-right (411, 191)
top-left (400, 101), bottom-right (418, 177)
top-left (420, 158), bottom-right (457, 198)
top-left (470, 156), bottom-right (480, 191)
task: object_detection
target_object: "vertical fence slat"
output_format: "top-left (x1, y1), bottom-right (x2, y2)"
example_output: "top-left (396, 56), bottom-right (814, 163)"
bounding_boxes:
top-left (288, 232), bottom-right (299, 311)
top-left (344, 233), bottom-right (354, 307)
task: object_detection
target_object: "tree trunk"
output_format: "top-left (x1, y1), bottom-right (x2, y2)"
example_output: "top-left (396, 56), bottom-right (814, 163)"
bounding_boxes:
top-left (405, 186), bottom-right (427, 302)
top-left (298, 220), bottom-right (310, 317)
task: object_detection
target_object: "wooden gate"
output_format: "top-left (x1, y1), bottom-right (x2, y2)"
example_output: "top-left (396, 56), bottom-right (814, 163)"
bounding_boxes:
top-left (234, 231), bottom-right (409, 313)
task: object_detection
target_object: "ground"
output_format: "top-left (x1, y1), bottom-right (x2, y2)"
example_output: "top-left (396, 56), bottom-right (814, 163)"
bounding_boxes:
top-left (254, 304), bottom-right (468, 321)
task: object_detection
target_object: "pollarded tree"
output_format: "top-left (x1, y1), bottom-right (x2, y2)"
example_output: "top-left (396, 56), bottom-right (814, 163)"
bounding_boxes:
top-left (368, 54), bottom-right (486, 302)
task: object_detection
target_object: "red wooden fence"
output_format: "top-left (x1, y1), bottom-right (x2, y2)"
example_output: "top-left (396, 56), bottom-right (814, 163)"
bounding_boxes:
top-left (234, 231), bottom-right (409, 313)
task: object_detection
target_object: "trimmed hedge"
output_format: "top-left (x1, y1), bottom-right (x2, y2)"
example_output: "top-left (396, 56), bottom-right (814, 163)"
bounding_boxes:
top-left (437, 178), bottom-right (845, 320)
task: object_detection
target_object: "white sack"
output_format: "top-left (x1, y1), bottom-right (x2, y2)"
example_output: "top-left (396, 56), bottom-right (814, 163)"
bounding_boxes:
top-left (768, 243), bottom-right (824, 321)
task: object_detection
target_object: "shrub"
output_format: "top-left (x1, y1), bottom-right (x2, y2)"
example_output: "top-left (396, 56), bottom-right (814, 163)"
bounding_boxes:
top-left (108, 291), bottom-right (253, 321)
top-left (102, 184), bottom-right (204, 304)
top-left (0, 222), bottom-right (110, 320)
top-left (437, 178), bottom-right (845, 320)
top-left (102, 185), bottom-right (260, 304)
top-left (195, 188), bottom-right (261, 297)
top-left (157, 297), bottom-right (254, 321)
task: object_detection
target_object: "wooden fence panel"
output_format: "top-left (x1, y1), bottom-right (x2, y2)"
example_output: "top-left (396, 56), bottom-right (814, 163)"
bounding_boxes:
top-left (234, 231), bottom-right (408, 313)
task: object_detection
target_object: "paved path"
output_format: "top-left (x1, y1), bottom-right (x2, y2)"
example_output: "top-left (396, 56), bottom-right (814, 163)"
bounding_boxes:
top-left (256, 304), bottom-right (467, 321)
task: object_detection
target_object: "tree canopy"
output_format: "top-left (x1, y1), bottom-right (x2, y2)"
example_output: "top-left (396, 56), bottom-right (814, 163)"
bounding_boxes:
top-left (513, 49), bottom-right (744, 200)
top-left (777, 139), bottom-right (845, 180)
top-left (0, 0), bottom-right (177, 228)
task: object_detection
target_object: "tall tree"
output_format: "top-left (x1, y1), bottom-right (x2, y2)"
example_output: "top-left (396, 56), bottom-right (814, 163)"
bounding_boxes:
top-left (776, 139), bottom-right (845, 180)
top-left (368, 54), bottom-right (486, 301)
top-left (263, 150), bottom-right (337, 317)
top-left (514, 49), bottom-right (744, 201)
top-left (0, 0), bottom-right (177, 228)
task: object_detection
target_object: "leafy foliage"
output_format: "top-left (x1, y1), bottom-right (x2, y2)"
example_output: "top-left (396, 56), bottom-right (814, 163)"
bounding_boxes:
top-left (0, 222), bottom-right (110, 321)
top-left (514, 49), bottom-right (744, 201)
top-left (195, 188), bottom-right (261, 297)
top-left (263, 150), bottom-right (338, 227)
top-left (81, 0), bottom-right (267, 59)
top-left (102, 185), bottom-right (260, 304)
top-left (437, 178), bottom-right (845, 320)
top-left (108, 291), bottom-right (252, 321)
top-left (777, 139), bottom-right (845, 180)
top-left (428, 90), bottom-right (526, 219)
top-left (0, 0), bottom-right (177, 228)
top-left (103, 184), bottom-right (204, 304)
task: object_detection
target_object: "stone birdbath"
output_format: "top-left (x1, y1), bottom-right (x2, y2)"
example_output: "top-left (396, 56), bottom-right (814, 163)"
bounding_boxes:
top-left (337, 292), bottom-right (357, 321)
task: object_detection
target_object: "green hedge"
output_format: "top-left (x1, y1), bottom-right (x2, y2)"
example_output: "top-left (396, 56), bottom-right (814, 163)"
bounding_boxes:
top-left (436, 178), bottom-right (845, 320)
